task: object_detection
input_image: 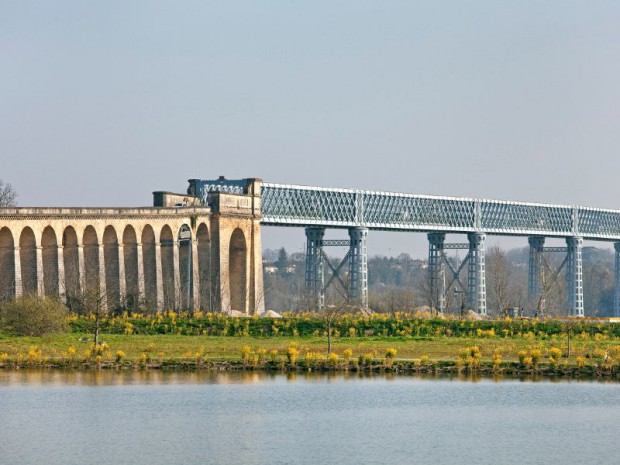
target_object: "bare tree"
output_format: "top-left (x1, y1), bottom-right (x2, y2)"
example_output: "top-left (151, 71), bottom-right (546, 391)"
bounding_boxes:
top-left (419, 267), bottom-right (442, 315)
top-left (323, 289), bottom-right (351, 354)
top-left (486, 246), bottom-right (515, 316)
top-left (0, 180), bottom-right (17, 207)
top-left (534, 257), bottom-right (566, 317)
top-left (80, 280), bottom-right (108, 346)
top-left (369, 286), bottom-right (416, 316)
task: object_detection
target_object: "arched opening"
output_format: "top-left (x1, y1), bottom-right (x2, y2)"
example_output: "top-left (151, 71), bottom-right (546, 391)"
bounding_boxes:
top-left (123, 225), bottom-right (139, 310)
top-left (0, 227), bottom-right (15, 300)
top-left (19, 227), bottom-right (37, 295)
top-left (103, 226), bottom-right (120, 310)
top-left (178, 224), bottom-right (192, 310)
top-left (41, 227), bottom-right (59, 297)
top-left (141, 225), bottom-right (157, 312)
top-left (82, 226), bottom-right (99, 294)
top-left (62, 226), bottom-right (80, 303)
top-left (160, 225), bottom-right (175, 310)
top-left (229, 228), bottom-right (247, 313)
top-left (197, 223), bottom-right (211, 310)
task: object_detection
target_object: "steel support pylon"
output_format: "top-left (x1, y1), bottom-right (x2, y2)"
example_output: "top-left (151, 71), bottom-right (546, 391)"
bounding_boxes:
top-left (528, 236), bottom-right (545, 313)
top-left (348, 227), bottom-right (368, 309)
top-left (566, 236), bottom-right (584, 317)
top-left (615, 242), bottom-right (620, 317)
top-left (428, 232), bottom-right (446, 313)
top-left (467, 232), bottom-right (486, 315)
top-left (305, 227), bottom-right (325, 310)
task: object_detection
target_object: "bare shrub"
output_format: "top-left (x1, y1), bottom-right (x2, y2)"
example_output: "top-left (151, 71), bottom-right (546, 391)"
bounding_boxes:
top-left (0, 294), bottom-right (68, 336)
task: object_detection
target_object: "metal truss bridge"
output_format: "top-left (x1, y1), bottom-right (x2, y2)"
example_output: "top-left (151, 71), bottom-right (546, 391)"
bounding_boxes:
top-left (189, 178), bottom-right (620, 318)
top-left (260, 183), bottom-right (620, 240)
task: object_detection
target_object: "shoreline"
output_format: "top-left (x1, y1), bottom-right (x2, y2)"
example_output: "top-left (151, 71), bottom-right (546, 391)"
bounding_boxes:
top-left (1, 359), bottom-right (618, 381)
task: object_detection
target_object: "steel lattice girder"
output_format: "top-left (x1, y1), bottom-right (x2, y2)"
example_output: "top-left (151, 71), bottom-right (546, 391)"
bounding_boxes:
top-left (259, 183), bottom-right (620, 240)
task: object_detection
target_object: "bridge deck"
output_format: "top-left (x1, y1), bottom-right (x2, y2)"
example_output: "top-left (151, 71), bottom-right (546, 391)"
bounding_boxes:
top-left (260, 183), bottom-right (620, 241)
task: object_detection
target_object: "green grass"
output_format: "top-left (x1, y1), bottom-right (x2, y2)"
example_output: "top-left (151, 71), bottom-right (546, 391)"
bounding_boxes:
top-left (1, 331), bottom-right (618, 364)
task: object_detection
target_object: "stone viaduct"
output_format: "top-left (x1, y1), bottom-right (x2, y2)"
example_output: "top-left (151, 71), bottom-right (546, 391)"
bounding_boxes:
top-left (0, 179), bottom-right (264, 314)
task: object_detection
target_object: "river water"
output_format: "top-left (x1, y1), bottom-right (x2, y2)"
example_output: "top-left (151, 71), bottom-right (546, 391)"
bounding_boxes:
top-left (0, 370), bottom-right (618, 465)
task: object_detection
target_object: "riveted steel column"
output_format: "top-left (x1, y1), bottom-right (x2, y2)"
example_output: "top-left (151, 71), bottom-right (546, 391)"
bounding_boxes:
top-left (566, 236), bottom-right (584, 317)
top-left (467, 232), bottom-right (486, 315)
top-left (348, 227), bottom-right (368, 309)
top-left (305, 227), bottom-right (325, 310)
top-left (428, 233), bottom-right (446, 313)
top-left (614, 243), bottom-right (620, 317)
top-left (528, 236), bottom-right (545, 312)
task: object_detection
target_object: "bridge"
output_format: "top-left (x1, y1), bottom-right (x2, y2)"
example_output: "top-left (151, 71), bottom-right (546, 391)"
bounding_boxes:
top-left (190, 177), bottom-right (620, 318)
top-left (2, 176), bottom-right (620, 318)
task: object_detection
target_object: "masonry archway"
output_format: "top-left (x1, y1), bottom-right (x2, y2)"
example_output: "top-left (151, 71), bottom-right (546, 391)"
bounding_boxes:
top-left (229, 228), bottom-right (247, 313)
top-left (19, 227), bottom-right (37, 295)
top-left (178, 225), bottom-right (193, 310)
top-left (160, 225), bottom-right (175, 309)
top-left (197, 223), bottom-right (211, 310)
top-left (62, 226), bottom-right (80, 301)
top-left (41, 226), bottom-right (59, 297)
top-left (83, 226), bottom-right (99, 294)
top-left (103, 226), bottom-right (120, 309)
top-left (123, 225), bottom-right (139, 309)
top-left (0, 227), bottom-right (15, 300)
top-left (141, 225), bottom-right (157, 311)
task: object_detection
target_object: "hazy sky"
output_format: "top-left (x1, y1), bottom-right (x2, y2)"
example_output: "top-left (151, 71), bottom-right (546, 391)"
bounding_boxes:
top-left (2, 1), bottom-right (620, 257)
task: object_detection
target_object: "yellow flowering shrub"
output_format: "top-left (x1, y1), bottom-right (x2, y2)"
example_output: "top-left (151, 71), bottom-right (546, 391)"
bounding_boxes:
top-left (287, 346), bottom-right (299, 365)
top-left (115, 350), bottom-right (126, 363)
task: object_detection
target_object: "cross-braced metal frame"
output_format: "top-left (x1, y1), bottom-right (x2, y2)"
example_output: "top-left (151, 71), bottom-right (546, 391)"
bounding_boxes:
top-left (304, 227), bottom-right (369, 311)
top-left (528, 236), bottom-right (584, 317)
top-left (427, 233), bottom-right (486, 315)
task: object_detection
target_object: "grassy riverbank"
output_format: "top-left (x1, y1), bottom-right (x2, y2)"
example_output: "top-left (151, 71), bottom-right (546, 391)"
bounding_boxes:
top-left (1, 331), bottom-right (620, 379)
top-left (1, 312), bottom-right (620, 378)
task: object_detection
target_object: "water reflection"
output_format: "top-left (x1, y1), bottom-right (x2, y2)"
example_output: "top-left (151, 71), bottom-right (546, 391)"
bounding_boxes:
top-left (0, 368), bottom-right (613, 387)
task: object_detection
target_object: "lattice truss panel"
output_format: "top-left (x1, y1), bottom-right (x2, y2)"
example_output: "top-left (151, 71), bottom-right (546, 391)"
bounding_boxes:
top-left (578, 208), bottom-right (620, 238)
top-left (361, 193), bottom-right (474, 229)
top-left (480, 201), bottom-right (573, 235)
top-left (262, 184), bottom-right (476, 231)
top-left (261, 185), bottom-right (357, 225)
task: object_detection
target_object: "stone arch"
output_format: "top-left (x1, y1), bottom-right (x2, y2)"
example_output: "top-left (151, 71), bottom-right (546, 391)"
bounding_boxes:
top-left (62, 226), bottom-right (80, 301)
top-left (41, 226), bottom-right (59, 297)
top-left (82, 226), bottom-right (99, 293)
top-left (0, 227), bottom-right (15, 300)
top-left (141, 225), bottom-right (157, 311)
top-left (160, 225), bottom-right (175, 310)
top-left (123, 225), bottom-right (139, 309)
top-left (229, 228), bottom-right (247, 312)
top-left (103, 226), bottom-right (120, 309)
top-left (178, 225), bottom-right (193, 310)
top-left (196, 223), bottom-right (211, 310)
top-left (19, 227), bottom-right (37, 295)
